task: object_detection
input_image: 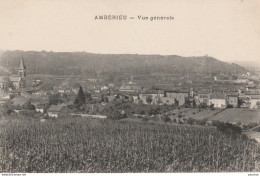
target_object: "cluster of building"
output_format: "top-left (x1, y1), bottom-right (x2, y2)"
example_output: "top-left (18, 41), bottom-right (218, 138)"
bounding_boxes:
top-left (0, 57), bottom-right (260, 119)
top-left (116, 81), bottom-right (260, 109)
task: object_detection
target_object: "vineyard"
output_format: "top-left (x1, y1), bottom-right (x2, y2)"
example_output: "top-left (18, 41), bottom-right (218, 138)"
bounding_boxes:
top-left (0, 117), bottom-right (260, 172)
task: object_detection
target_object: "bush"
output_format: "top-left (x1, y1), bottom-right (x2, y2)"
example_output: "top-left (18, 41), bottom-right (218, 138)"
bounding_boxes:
top-left (213, 121), bottom-right (242, 135)
top-left (187, 118), bottom-right (195, 125)
top-left (162, 116), bottom-right (171, 123)
top-left (227, 104), bottom-right (234, 108)
top-left (142, 116), bottom-right (149, 122)
top-left (197, 119), bottom-right (207, 125)
top-left (199, 103), bottom-right (208, 109)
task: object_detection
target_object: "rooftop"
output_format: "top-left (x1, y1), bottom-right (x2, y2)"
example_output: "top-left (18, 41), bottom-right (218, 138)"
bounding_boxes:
top-left (210, 92), bottom-right (226, 99)
top-left (48, 104), bottom-right (65, 112)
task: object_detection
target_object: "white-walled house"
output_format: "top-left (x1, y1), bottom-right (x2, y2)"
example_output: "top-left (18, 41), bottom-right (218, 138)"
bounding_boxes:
top-left (248, 94), bottom-right (260, 109)
top-left (210, 93), bottom-right (227, 108)
top-left (35, 104), bottom-right (46, 113)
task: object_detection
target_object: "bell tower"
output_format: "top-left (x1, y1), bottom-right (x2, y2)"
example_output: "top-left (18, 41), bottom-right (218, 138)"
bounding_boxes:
top-left (18, 56), bottom-right (26, 78)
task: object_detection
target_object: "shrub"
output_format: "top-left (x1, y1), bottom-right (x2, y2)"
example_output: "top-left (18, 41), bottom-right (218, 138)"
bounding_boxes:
top-left (213, 121), bottom-right (242, 135)
top-left (162, 116), bottom-right (171, 123)
top-left (187, 118), bottom-right (195, 125)
top-left (197, 119), bottom-right (207, 125)
top-left (142, 116), bottom-right (149, 122)
top-left (227, 104), bottom-right (234, 108)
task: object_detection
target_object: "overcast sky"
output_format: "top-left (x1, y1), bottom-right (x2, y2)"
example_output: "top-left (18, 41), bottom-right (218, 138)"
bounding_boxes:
top-left (0, 0), bottom-right (260, 66)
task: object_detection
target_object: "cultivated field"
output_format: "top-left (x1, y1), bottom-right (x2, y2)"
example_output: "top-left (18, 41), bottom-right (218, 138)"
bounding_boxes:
top-left (166, 108), bottom-right (223, 120)
top-left (0, 117), bottom-right (260, 172)
top-left (210, 109), bottom-right (260, 123)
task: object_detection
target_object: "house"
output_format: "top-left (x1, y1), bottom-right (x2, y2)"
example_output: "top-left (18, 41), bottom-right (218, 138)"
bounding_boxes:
top-left (139, 90), bottom-right (165, 104)
top-left (58, 88), bottom-right (71, 94)
top-left (108, 83), bottom-right (115, 89)
top-left (104, 95), bottom-right (116, 102)
top-left (70, 84), bottom-right (82, 94)
top-left (87, 78), bottom-right (102, 83)
top-left (32, 90), bottom-right (48, 96)
top-left (31, 98), bottom-right (49, 113)
top-left (132, 95), bottom-right (139, 104)
top-left (197, 90), bottom-right (211, 106)
top-left (119, 84), bottom-right (143, 93)
top-left (238, 94), bottom-right (251, 108)
top-left (11, 97), bottom-right (32, 110)
top-left (32, 80), bottom-right (43, 87)
top-left (159, 97), bottom-right (175, 105)
top-left (246, 84), bottom-right (260, 93)
top-left (0, 92), bottom-right (12, 105)
top-left (117, 94), bottom-right (133, 102)
top-left (227, 95), bottom-right (238, 108)
top-left (101, 86), bottom-right (109, 91)
top-left (0, 57), bottom-right (26, 91)
top-left (0, 76), bottom-right (13, 92)
top-left (246, 93), bottom-right (260, 109)
top-left (0, 92), bottom-right (13, 100)
top-left (35, 104), bottom-right (46, 113)
top-left (235, 78), bottom-right (249, 84)
top-left (23, 86), bottom-right (41, 94)
top-left (47, 104), bottom-right (68, 118)
top-left (210, 93), bottom-right (227, 108)
top-left (21, 91), bottom-right (31, 98)
top-left (165, 91), bottom-right (189, 106)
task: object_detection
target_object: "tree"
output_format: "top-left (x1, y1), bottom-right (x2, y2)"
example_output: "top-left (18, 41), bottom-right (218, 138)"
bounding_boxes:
top-left (256, 101), bottom-right (260, 108)
top-left (146, 95), bottom-right (153, 104)
top-left (157, 98), bottom-right (163, 105)
top-left (49, 94), bottom-right (63, 105)
top-left (163, 116), bottom-right (171, 123)
top-left (187, 118), bottom-right (195, 125)
top-left (85, 91), bottom-right (92, 101)
top-left (138, 99), bottom-right (143, 104)
top-left (74, 86), bottom-right (86, 107)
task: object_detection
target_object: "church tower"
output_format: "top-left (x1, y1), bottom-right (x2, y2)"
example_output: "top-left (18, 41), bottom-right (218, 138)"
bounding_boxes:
top-left (18, 57), bottom-right (26, 78)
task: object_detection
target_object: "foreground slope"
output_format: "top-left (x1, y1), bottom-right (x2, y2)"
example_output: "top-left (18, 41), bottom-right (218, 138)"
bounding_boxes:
top-left (0, 117), bottom-right (259, 172)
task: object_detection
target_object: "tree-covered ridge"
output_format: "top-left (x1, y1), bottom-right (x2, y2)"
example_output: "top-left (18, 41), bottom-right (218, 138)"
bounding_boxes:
top-left (0, 50), bottom-right (246, 76)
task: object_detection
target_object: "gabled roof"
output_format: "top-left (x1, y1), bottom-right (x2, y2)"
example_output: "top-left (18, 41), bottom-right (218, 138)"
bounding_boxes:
top-left (119, 85), bottom-right (143, 91)
top-left (226, 92), bottom-right (239, 97)
top-left (197, 89), bottom-right (211, 94)
top-left (36, 104), bottom-right (45, 109)
top-left (9, 76), bottom-right (21, 82)
top-left (106, 95), bottom-right (116, 101)
top-left (245, 92), bottom-right (260, 95)
top-left (249, 94), bottom-right (260, 99)
top-left (11, 97), bottom-right (30, 106)
top-left (210, 93), bottom-right (226, 99)
top-left (48, 104), bottom-right (65, 112)
top-left (143, 89), bottom-right (164, 94)
top-left (0, 76), bottom-right (11, 83)
top-left (165, 90), bottom-right (189, 94)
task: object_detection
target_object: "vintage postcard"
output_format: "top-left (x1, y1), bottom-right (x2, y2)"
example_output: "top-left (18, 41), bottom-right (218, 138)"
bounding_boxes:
top-left (0, 0), bottom-right (260, 175)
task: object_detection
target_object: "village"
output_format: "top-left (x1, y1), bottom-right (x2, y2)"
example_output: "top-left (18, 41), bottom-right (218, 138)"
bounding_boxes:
top-left (0, 57), bottom-right (260, 129)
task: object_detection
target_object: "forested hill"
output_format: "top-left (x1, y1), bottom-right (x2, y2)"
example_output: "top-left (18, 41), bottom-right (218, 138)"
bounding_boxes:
top-left (0, 50), bottom-right (246, 76)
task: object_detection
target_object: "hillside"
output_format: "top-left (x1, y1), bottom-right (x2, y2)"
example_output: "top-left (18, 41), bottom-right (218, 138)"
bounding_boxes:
top-left (0, 50), bottom-right (246, 76)
top-left (1, 117), bottom-right (259, 172)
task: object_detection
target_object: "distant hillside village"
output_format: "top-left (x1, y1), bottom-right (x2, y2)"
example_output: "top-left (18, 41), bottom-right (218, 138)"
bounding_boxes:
top-left (0, 57), bottom-right (260, 122)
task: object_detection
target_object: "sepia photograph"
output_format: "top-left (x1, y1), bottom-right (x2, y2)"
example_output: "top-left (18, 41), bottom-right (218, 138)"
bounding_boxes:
top-left (0, 0), bottom-right (260, 174)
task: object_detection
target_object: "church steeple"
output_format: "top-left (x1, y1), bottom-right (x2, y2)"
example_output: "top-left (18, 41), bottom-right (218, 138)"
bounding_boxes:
top-left (18, 56), bottom-right (26, 78)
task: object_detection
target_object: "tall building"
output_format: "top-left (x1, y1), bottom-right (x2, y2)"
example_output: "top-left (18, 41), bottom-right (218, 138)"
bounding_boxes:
top-left (18, 57), bottom-right (26, 78)
top-left (0, 57), bottom-right (27, 92)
